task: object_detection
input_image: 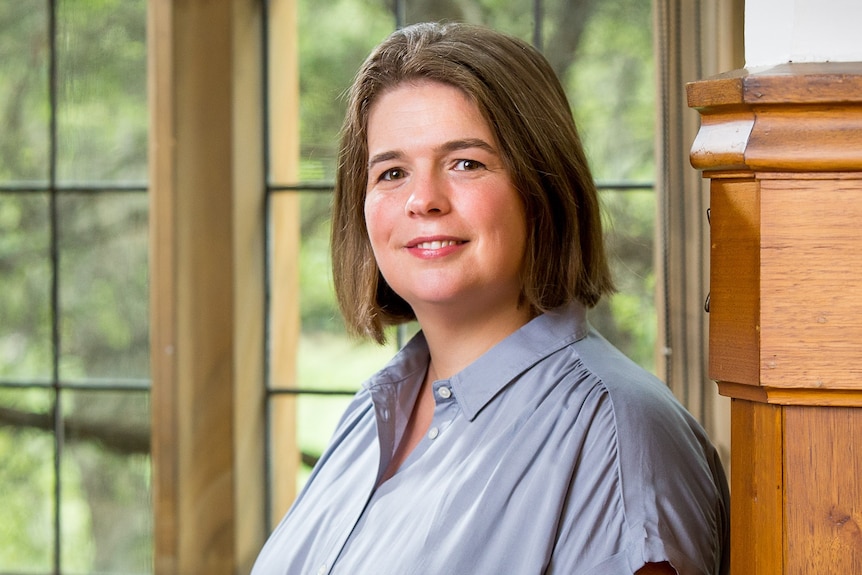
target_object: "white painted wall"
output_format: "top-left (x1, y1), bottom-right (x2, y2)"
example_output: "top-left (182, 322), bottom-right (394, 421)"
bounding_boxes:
top-left (745, 0), bottom-right (862, 67)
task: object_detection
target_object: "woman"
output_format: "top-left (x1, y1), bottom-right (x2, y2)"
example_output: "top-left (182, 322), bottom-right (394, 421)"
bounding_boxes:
top-left (253, 22), bottom-right (729, 575)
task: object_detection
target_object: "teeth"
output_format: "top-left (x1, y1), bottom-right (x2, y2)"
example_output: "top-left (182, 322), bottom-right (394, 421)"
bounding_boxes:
top-left (416, 240), bottom-right (460, 249)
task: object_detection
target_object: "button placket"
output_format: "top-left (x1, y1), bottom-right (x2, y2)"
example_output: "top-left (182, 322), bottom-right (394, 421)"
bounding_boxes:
top-left (426, 381), bottom-right (458, 441)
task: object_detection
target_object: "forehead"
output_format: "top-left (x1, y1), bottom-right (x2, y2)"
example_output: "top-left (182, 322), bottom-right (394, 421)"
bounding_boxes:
top-left (370, 79), bottom-right (476, 115)
top-left (365, 80), bottom-right (495, 147)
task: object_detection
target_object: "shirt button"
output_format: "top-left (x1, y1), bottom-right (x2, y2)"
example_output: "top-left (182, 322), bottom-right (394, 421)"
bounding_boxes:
top-left (428, 426), bottom-right (440, 440)
top-left (317, 565), bottom-right (327, 575)
top-left (437, 386), bottom-right (452, 399)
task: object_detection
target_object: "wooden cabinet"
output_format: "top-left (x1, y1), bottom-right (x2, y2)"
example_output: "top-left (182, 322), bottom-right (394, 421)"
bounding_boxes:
top-left (688, 63), bottom-right (862, 574)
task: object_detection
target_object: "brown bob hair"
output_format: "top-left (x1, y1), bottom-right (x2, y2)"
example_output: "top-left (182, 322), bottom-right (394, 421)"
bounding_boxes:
top-left (331, 22), bottom-right (614, 344)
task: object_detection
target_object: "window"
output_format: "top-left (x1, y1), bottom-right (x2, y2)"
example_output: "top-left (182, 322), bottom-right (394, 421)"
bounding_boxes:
top-left (0, 1), bottom-right (150, 573)
top-left (264, 0), bottom-right (656, 525)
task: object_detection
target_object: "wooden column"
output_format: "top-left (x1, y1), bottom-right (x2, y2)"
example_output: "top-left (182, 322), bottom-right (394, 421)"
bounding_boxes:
top-left (149, 1), bottom-right (266, 573)
top-left (688, 62), bottom-right (862, 574)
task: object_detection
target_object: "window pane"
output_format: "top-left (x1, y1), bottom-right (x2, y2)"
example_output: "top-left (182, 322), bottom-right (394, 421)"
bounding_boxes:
top-left (297, 392), bottom-right (356, 479)
top-left (0, 387), bottom-right (54, 572)
top-left (56, 0), bottom-right (147, 185)
top-left (297, 191), bottom-right (340, 336)
top-left (0, 193), bottom-right (53, 382)
top-left (473, 0), bottom-right (535, 38)
top-left (1, 0), bottom-right (149, 571)
top-left (295, 0), bottom-right (393, 184)
top-left (61, 389), bottom-right (151, 574)
top-left (553, 0), bottom-right (655, 183)
top-left (403, 0), bottom-right (535, 37)
top-left (544, 0), bottom-right (656, 371)
top-left (57, 192), bottom-right (149, 382)
top-left (592, 189), bottom-right (656, 372)
top-left (0, 2), bottom-right (50, 184)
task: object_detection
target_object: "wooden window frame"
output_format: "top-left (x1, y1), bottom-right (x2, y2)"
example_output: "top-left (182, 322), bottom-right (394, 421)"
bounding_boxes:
top-left (149, 0), bottom-right (268, 572)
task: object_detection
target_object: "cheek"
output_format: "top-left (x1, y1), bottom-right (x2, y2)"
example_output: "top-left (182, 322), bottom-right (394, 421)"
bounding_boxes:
top-left (477, 193), bottom-right (526, 246)
top-left (363, 194), bottom-right (390, 254)
top-left (498, 200), bottom-right (529, 268)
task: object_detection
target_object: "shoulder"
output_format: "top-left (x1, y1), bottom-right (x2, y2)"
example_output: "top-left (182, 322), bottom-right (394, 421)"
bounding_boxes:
top-left (505, 326), bottom-right (694, 460)
top-left (569, 329), bottom-right (700, 438)
top-left (567, 327), bottom-right (724, 493)
top-left (561, 328), bottom-right (730, 575)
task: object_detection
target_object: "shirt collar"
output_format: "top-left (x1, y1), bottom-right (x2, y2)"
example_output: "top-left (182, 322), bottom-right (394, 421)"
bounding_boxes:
top-left (363, 302), bottom-right (589, 420)
top-left (450, 301), bottom-right (589, 420)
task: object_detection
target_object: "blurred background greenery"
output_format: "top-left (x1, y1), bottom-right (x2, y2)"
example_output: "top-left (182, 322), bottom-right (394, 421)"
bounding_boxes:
top-left (0, 0), bottom-right (655, 571)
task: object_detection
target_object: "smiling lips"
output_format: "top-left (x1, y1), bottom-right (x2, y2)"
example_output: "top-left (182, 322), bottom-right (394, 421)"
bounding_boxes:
top-left (411, 239), bottom-right (464, 250)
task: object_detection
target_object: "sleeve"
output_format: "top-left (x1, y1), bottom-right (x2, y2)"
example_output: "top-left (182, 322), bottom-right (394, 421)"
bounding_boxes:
top-left (547, 378), bottom-right (729, 575)
top-left (614, 377), bottom-right (729, 575)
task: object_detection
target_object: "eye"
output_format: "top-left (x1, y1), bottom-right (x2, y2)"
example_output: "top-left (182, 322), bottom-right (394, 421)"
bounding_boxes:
top-left (454, 159), bottom-right (486, 171)
top-left (380, 167), bottom-right (406, 181)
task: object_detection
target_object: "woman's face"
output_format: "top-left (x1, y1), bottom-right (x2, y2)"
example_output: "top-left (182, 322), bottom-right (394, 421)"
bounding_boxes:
top-left (364, 80), bottom-right (527, 324)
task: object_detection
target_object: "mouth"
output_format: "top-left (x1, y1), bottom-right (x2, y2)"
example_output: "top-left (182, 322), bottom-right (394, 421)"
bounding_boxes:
top-left (411, 239), bottom-right (465, 250)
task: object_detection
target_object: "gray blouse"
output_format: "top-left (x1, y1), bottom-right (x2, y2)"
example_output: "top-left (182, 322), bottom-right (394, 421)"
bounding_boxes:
top-left (252, 303), bottom-right (729, 575)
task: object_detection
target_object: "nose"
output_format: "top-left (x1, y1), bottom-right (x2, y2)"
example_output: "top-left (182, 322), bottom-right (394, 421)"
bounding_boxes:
top-left (404, 171), bottom-right (450, 216)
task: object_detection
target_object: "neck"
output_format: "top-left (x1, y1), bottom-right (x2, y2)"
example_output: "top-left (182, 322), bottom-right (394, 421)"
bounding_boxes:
top-left (417, 303), bottom-right (534, 379)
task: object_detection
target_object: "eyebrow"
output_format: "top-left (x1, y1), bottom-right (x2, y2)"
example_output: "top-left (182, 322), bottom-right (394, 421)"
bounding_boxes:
top-left (367, 138), bottom-right (498, 171)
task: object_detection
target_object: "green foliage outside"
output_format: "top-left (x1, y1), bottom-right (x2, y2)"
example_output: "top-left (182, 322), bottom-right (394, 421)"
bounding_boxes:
top-left (0, 0), bottom-right (150, 572)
